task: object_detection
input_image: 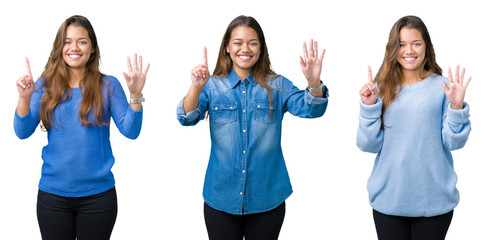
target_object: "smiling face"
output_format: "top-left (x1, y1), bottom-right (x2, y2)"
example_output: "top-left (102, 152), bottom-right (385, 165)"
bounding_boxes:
top-left (62, 25), bottom-right (93, 72)
top-left (226, 26), bottom-right (261, 79)
top-left (397, 27), bottom-right (426, 73)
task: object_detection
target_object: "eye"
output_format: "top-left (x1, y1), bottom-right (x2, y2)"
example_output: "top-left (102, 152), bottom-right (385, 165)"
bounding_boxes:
top-left (233, 42), bottom-right (242, 45)
top-left (79, 41), bottom-right (88, 45)
top-left (64, 41), bottom-right (71, 45)
top-left (249, 42), bottom-right (259, 46)
top-left (413, 43), bottom-right (421, 47)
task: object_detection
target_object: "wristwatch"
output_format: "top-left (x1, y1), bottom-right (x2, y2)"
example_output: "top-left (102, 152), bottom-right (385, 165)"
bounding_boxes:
top-left (307, 81), bottom-right (325, 93)
top-left (130, 94), bottom-right (145, 104)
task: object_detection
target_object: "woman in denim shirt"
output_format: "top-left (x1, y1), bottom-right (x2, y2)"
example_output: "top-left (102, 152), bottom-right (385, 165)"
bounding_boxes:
top-left (177, 15), bottom-right (328, 240)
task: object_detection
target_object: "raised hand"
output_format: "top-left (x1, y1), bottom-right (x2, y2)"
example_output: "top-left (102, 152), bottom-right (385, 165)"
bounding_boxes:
top-left (360, 66), bottom-right (378, 105)
top-left (17, 57), bottom-right (35, 99)
top-left (190, 47), bottom-right (210, 90)
top-left (183, 47), bottom-right (210, 113)
top-left (300, 39), bottom-right (325, 87)
top-left (123, 53), bottom-right (150, 98)
top-left (442, 65), bottom-right (471, 110)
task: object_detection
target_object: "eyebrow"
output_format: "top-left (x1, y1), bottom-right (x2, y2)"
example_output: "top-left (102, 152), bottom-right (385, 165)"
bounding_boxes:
top-left (400, 39), bottom-right (423, 43)
top-left (233, 38), bottom-right (259, 41)
top-left (65, 37), bottom-right (89, 40)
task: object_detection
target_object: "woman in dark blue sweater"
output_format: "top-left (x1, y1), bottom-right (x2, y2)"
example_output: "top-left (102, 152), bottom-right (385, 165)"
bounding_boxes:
top-left (14, 15), bottom-right (149, 240)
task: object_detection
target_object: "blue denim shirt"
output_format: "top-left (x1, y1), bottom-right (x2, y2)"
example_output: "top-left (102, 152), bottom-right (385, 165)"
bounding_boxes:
top-left (177, 69), bottom-right (328, 215)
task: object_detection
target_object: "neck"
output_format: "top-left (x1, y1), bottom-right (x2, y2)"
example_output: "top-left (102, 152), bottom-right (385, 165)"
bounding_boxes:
top-left (401, 68), bottom-right (429, 85)
top-left (234, 67), bottom-right (252, 80)
top-left (69, 67), bottom-right (85, 88)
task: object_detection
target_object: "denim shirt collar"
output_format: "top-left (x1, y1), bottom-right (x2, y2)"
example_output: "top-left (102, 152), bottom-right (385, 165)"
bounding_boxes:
top-left (228, 68), bottom-right (256, 88)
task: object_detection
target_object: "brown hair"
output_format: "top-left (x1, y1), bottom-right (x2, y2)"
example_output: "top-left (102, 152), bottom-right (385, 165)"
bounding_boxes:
top-left (39, 15), bottom-right (106, 130)
top-left (375, 15), bottom-right (442, 129)
top-left (213, 15), bottom-right (277, 107)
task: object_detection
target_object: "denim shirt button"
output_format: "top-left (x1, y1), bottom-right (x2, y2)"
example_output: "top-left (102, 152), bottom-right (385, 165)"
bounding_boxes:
top-left (240, 192), bottom-right (243, 195)
top-left (242, 170), bottom-right (246, 173)
top-left (243, 129), bottom-right (246, 133)
top-left (243, 150), bottom-right (246, 154)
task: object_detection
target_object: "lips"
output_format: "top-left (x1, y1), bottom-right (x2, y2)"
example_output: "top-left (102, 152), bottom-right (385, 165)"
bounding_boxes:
top-left (402, 56), bottom-right (417, 63)
top-left (237, 55), bottom-right (252, 61)
top-left (67, 53), bottom-right (83, 59)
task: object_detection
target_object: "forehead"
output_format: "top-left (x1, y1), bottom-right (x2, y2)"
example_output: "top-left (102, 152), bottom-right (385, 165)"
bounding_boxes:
top-left (230, 26), bottom-right (259, 40)
top-left (65, 25), bottom-right (90, 39)
top-left (399, 27), bottom-right (423, 41)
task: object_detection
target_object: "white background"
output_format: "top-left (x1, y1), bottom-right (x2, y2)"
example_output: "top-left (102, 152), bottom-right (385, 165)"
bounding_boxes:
top-left (1, 0), bottom-right (483, 239)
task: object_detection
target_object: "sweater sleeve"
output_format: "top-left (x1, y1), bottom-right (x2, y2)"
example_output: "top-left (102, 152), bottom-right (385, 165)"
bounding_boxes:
top-left (356, 97), bottom-right (384, 153)
top-left (107, 76), bottom-right (143, 139)
top-left (441, 101), bottom-right (471, 151)
top-left (13, 79), bottom-right (44, 139)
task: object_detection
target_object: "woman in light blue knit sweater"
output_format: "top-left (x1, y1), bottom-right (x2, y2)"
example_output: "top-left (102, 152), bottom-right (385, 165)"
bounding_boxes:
top-left (357, 15), bottom-right (471, 240)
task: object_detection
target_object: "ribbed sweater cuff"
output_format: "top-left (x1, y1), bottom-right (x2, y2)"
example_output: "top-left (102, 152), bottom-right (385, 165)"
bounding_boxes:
top-left (447, 102), bottom-right (470, 124)
top-left (359, 97), bottom-right (382, 119)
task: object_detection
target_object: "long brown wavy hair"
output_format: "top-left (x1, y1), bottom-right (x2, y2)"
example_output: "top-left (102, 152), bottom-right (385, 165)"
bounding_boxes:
top-left (375, 15), bottom-right (442, 129)
top-left (39, 15), bottom-right (106, 130)
top-left (213, 15), bottom-right (277, 108)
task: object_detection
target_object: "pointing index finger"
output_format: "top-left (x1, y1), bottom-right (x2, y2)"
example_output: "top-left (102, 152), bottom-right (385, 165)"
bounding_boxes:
top-left (25, 57), bottom-right (33, 78)
top-left (203, 47), bottom-right (208, 68)
top-left (368, 66), bottom-right (373, 84)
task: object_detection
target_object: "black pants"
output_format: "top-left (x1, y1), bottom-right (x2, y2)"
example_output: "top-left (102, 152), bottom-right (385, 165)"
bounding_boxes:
top-left (373, 209), bottom-right (453, 240)
top-left (37, 187), bottom-right (118, 240)
top-left (204, 202), bottom-right (286, 240)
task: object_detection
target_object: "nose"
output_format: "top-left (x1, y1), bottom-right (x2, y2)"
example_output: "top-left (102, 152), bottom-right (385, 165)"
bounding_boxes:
top-left (71, 42), bottom-right (80, 51)
top-left (241, 43), bottom-right (249, 52)
top-left (405, 45), bottom-right (414, 54)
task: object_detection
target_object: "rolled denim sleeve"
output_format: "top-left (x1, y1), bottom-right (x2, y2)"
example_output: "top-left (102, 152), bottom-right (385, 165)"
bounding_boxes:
top-left (177, 87), bottom-right (209, 126)
top-left (283, 78), bottom-right (328, 118)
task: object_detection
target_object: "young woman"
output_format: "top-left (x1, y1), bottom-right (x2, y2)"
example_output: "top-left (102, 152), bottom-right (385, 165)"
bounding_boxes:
top-left (14, 15), bottom-right (149, 240)
top-left (177, 15), bottom-right (329, 239)
top-left (357, 15), bottom-right (471, 240)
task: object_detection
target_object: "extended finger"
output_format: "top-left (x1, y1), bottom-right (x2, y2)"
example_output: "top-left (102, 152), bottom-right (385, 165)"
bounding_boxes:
top-left (464, 77), bottom-right (471, 88)
top-left (454, 65), bottom-right (460, 84)
top-left (25, 57), bottom-right (33, 79)
top-left (459, 67), bottom-right (466, 84)
top-left (319, 49), bottom-right (326, 63)
top-left (447, 67), bottom-right (453, 83)
top-left (368, 66), bottom-right (373, 83)
top-left (143, 63), bottom-right (150, 76)
top-left (302, 42), bottom-right (308, 60)
top-left (139, 55), bottom-right (143, 72)
top-left (133, 53), bottom-right (139, 72)
top-left (441, 81), bottom-right (449, 92)
top-left (203, 47), bottom-right (208, 68)
top-left (126, 56), bottom-right (133, 73)
top-left (309, 39), bottom-right (314, 58)
top-left (299, 56), bottom-right (306, 68)
top-left (123, 72), bottom-right (130, 82)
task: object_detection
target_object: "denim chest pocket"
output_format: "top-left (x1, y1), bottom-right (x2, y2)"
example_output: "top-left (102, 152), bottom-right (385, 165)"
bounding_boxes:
top-left (253, 101), bottom-right (277, 123)
top-left (210, 102), bottom-right (238, 123)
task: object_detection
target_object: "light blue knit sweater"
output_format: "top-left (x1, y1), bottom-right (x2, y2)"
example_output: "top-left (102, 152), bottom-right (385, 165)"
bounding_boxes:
top-left (357, 74), bottom-right (471, 217)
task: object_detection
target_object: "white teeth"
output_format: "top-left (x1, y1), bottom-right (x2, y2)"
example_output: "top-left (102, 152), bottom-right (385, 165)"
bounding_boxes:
top-left (239, 56), bottom-right (251, 59)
